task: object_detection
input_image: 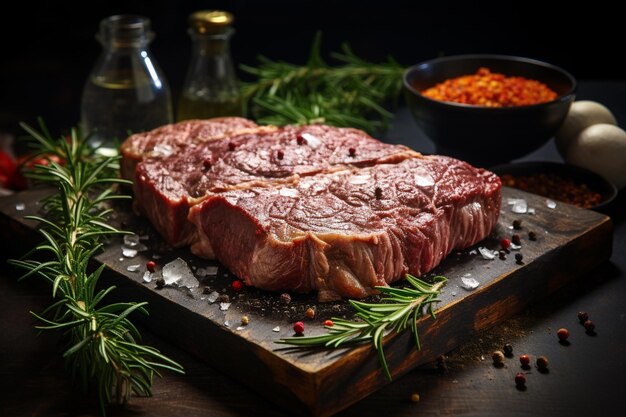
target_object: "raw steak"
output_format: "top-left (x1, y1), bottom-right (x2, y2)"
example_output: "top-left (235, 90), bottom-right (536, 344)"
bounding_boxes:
top-left (133, 124), bottom-right (419, 248)
top-left (188, 156), bottom-right (501, 301)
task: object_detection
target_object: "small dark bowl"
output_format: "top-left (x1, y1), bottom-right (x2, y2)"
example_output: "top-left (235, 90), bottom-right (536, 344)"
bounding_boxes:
top-left (403, 55), bottom-right (577, 167)
top-left (490, 161), bottom-right (618, 212)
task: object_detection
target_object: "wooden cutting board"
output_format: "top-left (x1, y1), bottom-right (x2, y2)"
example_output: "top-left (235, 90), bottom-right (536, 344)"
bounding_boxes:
top-left (0, 186), bottom-right (613, 417)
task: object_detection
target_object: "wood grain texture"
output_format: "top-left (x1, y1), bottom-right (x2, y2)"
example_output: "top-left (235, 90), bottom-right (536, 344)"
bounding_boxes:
top-left (0, 186), bottom-right (613, 417)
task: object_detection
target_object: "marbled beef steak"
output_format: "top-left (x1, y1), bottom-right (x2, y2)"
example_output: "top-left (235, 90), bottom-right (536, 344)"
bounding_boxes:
top-left (121, 118), bottom-right (501, 299)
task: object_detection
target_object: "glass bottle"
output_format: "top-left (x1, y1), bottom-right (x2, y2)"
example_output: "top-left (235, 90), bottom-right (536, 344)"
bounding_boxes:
top-left (177, 10), bottom-right (243, 121)
top-left (81, 15), bottom-right (173, 155)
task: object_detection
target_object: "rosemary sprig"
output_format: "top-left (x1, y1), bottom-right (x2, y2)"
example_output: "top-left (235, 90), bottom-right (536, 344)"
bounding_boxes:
top-left (240, 33), bottom-right (405, 134)
top-left (9, 119), bottom-right (184, 416)
top-left (277, 275), bottom-right (446, 380)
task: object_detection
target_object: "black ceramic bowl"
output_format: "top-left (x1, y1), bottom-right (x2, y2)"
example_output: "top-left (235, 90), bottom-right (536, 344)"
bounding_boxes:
top-left (403, 55), bottom-right (577, 167)
top-left (490, 161), bottom-right (618, 212)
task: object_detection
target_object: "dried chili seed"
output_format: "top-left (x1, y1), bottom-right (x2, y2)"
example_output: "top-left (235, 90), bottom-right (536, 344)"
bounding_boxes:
top-left (232, 280), bottom-right (244, 292)
top-left (492, 350), bottom-right (505, 365)
top-left (305, 307), bottom-right (316, 319)
top-left (513, 219), bottom-right (522, 230)
top-left (323, 319), bottom-right (334, 327)
top-left (500, 238), bottom-right (511, 250)
top-left (293, 321), bottom-right (305, 335)
top-left (577, 311), bottom-right (589, 323)
top-left (277, 150), bottom-right (284, 160)
top-left (296, 134), bottom-right (307, 145)
top-left (557, 328), bottom-right (569, 341)
top-left (519, 354), bottom-right (530, 367)
top-left (146, 260), bottom-right (156, 273)
top-left (528, 231), bottom-right (537, 241)
top-left (503, 343), bottom-right (513, 357)
top-left (512, 234), bottom-right (521, 245)
top-left (515, 372), bottom-right (526, 386)
top-left (348, 147), bottom-right (356, 157)
top-left (374, 187), bottom-right (383, 200)
top-left (536, 356), bottom-right (549, 370)
top-left (583, 320), bottom-right (595, 332)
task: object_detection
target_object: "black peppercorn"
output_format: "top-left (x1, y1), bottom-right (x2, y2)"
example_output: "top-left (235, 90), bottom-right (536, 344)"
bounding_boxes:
top-left (499, 250), bottom-right (506, 260)
top-left (277, 150), bottom-right (284, 160)
top-left (513, 219), bottom-right (522, 230)
top-left (577, 311), bottom-right (589, 323)
top-left (528, 231), bottom-right (537, 241)
top-left (155, 277), bottom-right (165, 289)
top-left (512, 234), bottom-right (521, 245)
top-left (515, 253), bottom-right (523, 264)
top-left (280, 292), bottom-right (292, 305)
top-left (503, 343), bottom-right (514, 357)
top-left (374, 187), bottom-right (383, 200)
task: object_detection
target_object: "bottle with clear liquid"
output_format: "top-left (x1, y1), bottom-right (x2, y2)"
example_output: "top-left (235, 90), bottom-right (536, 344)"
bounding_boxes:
top-left (177, 10), bottom-right (243, 121)
top-left (81, 15), bottom-right (173, 155)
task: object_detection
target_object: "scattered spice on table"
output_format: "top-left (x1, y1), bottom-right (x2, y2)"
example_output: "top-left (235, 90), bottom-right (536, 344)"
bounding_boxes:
top-left (420, 67), bottom-right (557, 107)
top-left (500, 173), bottom-right (604, 209)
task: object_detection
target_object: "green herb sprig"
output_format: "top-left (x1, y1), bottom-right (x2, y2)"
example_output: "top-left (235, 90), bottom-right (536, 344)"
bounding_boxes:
top-left (277, 275), bottom-right (446, 380)
top-left (9, 120), bottom-right (184, 415)
top-left (240, 33), bottom-right (405, 134)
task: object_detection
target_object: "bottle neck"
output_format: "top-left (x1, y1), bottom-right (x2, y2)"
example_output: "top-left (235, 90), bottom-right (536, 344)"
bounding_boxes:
top-left (97, 15), bottom-right (154, 50)
top-left (189, 29), bottom-right (233, 55)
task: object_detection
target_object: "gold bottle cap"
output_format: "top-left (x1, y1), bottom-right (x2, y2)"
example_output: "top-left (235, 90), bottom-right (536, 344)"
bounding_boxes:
top-left (189, 10), bottom-right (233, 34)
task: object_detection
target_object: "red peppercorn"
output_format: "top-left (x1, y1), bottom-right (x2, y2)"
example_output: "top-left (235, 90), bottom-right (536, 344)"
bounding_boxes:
top-left (557, 328), bottom-right (569, 341)
top-left (512, 234), bottom-right (521, 245)
top-left (232, 280), bottom-right (244, 292)
top-left (296, 134), bottom-right (307, 145)
top-left (293, 321), bottom-right (305, 335)
top-left (146, 260), bottom-right (156, 273)
top-left (519, 354), bottom-right (530, 367)
top-left (577, 311), bottom-right (589, 323)
top-left (536, 356), bottom-right (549, 370)
top-left (228, 142), bottom-right (236, 151)
top-left (500, 238), bottom-right (511, 250)
top-left (348, 147), bottom-right (356, 157)
top-left (323, 319), bottom-right (334, 327)
top-left (277, 150), bottom-right (284, 160)
top-left (515, 372), bottom-right (526, 386)
top-left (583, 320), bottom-right (595, 332)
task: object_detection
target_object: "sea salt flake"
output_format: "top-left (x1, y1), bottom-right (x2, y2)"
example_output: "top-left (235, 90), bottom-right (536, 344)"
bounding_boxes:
top-left (510, 242), bottom-right (521, 250)
top-left (546, 199), bottom-right (557, 209)
top-left (451, 291), bottom-right (457, 297)
top-left (123, 234), bottom-right (141, 247)
top-left (126, 264), bottom-right (140, 272)
top-left (219, 302), bottom-right (231, 311)
top-left (122, 247), bottom-right (137, 258)
top-left (469, 249), bottom-right (478, 255)
top-left (15, 203), bottom-right (25, 211)
top-left (119, 257), bottom-right (124, 262)
top-left (162, 257), bottom-right (199, 289)
top-left (142, 271), bottom-right (153, 283)
top-left (478, 246), bottom-right (496, 260)
top-left (236, 326), bottom-right (245, 331)
top-left (460, 277), bottom-right (480, 290)
top-left (152, 253), bottom-right (162, 259)
top-left (224, 320), bottom-right (230, 327)
top-left (279, 188), bottom-right (299, 198)
top-left (463, 273), bottom-right (472, 277)
top-left (153, 143), bottom-right (174, 157)
top-left (349, 174), bottom-right (371, 185)
top-left (272, 326), bottom-right (281, 332)
top-left (207, 291), bottom-right (219, 303)
top-left (527, 207), bottom-right (536, 215)
top-left (508, 198), bottom-right (528, 214)
top-left (301, 133), bottom-right (322, 149)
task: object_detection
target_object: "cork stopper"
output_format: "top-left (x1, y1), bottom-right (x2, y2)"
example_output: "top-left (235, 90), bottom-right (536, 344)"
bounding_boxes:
top-left (189, 10), bottom-right (233, 34)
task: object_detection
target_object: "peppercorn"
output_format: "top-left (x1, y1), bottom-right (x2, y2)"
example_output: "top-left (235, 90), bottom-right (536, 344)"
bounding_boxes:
top-left (374, 186), bottom-right (383, 200)
top-left (519, 354), bottom-right (530, 367)
top-left (217, 294), bottom-right (230, 303)
top-left (498, 250), bottom-right (506, 260)
top-left (296, 134), bottom-right (307, 145)
top-left (241, 315), bottom-right (249, 326)
top-left (202, 286), bottom-right (211, 294)
top-left (492, 350), bottom-right (505, 365)
top-left (536, 356), bottom-right (549, 370)
top-left (305, 307), bottom-right (316, 319)
top-left (277, 150), bottom-right (284, 160)
top-left (515, 253), bottom-right (524, 264)
top-left (203, 158), bottom-right (212, 170)
top-left (155, 277), bottom-right (165, 289)
top-left (279, 292), bottom-right (292, 305)
top-left (436, 354), bottom-right (447, 371)
top-left (512, 234), bottom-right (521, 245)
top-left (513, 219), bottom-right (522, 230)
top-left (293, 321), bottom-right (305, 335)
top-left (583, 320), bottom-right (595, 332)
top-left (557, 328), bottom-right (569, 341)
top-left (348, 147), bottom-right (356, 157)
top-left (500, 238), bottom-right (511, 250)
top-left (528, 231), bottom-right (537, 241)
top-left (515, 372), bottom-right (526, 387)
top-left (577, 311), bottom-right (589, 323)
top-left (410, 393), bottom-right (420, 403)
top-left (228, 142), bottom-right (236, 151)
top-left (146, 260), bottom-right (156, 273)
top-left (323, 319), bottom-right (334, 327)
top-left (232, 280), bottom-right (244, 292)
top-left (503, 343), bottom-right (513, 357)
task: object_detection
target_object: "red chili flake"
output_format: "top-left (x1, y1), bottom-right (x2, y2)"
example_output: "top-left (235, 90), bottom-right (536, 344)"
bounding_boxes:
top-left (512, 234), bottom-right (521, 245)
top-left (519, 354), bottom-right (530, 367)
top-left (146, 260), bottom-right (156, 273)
top-left (228, 142), bottom-right (236, 151)
top-left (296, 134), bottom-right (307, 145)
top-left (500, 238), bottom-right (511, 250)
top-left (348, 147), bottom-right (356, 157)
top-left (323, 319), bottom-right (334, 327)
top-left (557, 328), bottom-right (569, 341)
top-left (293, 321), bottom-right (305, 335)
top-left (232, 280), bottom-right (244, 292)
top-left (515, 372), bottom-right (526, 386)
top-left (277, 150), bottom-right (284, 160)
top-left (583, 320), bottom-right (595, 332)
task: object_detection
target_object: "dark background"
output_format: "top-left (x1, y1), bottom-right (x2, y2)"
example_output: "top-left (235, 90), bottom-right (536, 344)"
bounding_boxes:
top-left (1, 0), bottom-right (623, 136)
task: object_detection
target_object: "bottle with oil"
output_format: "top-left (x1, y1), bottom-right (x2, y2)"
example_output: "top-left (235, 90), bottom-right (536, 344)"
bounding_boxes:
top-left (81, 15), bottom-right (173, 155)
top-left (177, 10), bottom-right (242, 121)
